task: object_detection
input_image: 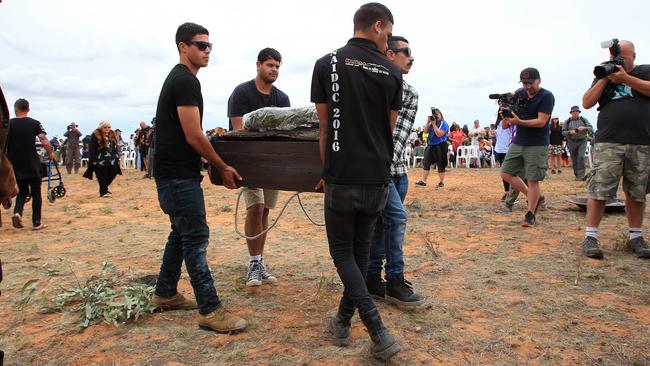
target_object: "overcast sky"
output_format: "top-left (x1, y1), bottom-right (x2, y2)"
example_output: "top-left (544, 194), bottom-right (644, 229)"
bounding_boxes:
top-left (1, 0), bottom-right (649, 137)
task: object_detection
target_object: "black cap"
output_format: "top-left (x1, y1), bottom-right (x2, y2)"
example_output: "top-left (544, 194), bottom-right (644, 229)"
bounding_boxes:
top-left (520, 67), bottom-right (540, 83)
top-left (570, 105), bottom-right (581, 113)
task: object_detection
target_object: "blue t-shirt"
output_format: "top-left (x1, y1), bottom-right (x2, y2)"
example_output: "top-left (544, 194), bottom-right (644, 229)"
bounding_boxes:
top-left (512, 87), bottom-right (555, 146)
top-left (428, 119), bottom-right (449, 146)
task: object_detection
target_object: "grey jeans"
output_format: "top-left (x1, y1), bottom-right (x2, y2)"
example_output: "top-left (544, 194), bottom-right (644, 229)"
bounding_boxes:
top-left (568, 139), bottom-right (588, 179)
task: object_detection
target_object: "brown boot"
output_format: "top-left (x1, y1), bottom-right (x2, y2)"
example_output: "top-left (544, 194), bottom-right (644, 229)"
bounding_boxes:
top-left (198, 306), bottom-right (248, 334)
top-left (152, 293), bottom-right (198, 311)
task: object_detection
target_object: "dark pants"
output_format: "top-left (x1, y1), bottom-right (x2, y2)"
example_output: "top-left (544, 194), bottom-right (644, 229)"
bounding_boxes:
top-left (155, 178), bottom-right (221, 315)
top-left (325, 183), bottom-right (388, 317)
top-left (423, 141), bottom-right (448, 172)
top-left (368, 175), bottom-right (408, 279)
top-left (568, 139), bottom-right (587, 179)
top-left (139, 147), bottom-right (148, 172)
top-left (95, 166), bottom-right (116, 196)
top-left (495, 152), bottom-right (509, 191)
top-left (14, 177), bottom-right (42, 226)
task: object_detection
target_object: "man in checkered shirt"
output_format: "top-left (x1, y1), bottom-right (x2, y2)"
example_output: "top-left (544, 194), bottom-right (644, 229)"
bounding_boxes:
top-left (366, 36), bottom-right (425, 307)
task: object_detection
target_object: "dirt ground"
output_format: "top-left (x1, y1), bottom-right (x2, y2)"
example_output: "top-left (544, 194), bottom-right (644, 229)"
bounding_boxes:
top-left (1, 165), bottom-right (649, 366)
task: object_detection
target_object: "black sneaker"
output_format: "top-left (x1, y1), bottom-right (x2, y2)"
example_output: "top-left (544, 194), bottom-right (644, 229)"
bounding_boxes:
top-left (385, 274), bottom-right (425, 308)
top-left (436, 182), bottom-right (444, 188)
top-left (366, 272), bottom-right (385, 300)
top-left (583, 236), bottom-right (604, 259)
top-left (415, 180), bottom-right (427, 187)
top-left (627, 237), bottom-right (650, 259)
top-left (521, 211), bottom-right (535, 227)
top-left (496, 202), bottom-right (513, 213)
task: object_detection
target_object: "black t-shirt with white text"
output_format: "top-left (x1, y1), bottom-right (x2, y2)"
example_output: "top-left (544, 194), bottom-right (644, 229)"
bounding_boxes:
top-left (593, 64), bottom-right (650, 145)
top-left (512, 87), bottom-right (555, 146)
top-left (311, 37), bottom-right (403, 185)
top-left (227, 79), bottom-right (290, 130)
top-left (153, 64), bottom-right (203, 179)
top-left (6, 117), bottom-right (46, 180)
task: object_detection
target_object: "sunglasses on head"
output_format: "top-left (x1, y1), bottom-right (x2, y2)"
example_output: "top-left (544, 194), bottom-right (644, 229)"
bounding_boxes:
top-left (390, 47), bottom-right (412, 57)
top-left (187, 41), bottom-right (212, 51)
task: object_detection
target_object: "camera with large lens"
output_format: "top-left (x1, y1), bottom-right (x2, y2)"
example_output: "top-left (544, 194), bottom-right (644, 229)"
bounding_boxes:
top-left (594, 38), bottom-right (627, 78)
top-left (489, 92), bottom-right (525, 119)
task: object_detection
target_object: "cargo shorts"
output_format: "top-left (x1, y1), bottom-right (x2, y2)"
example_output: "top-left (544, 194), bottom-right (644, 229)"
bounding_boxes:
top-left (241, 187), bottom-right (279, 209)
top-left (587, 143), bottom-right (650, 202)
top-left (500, 144), bottom-right (549, 182)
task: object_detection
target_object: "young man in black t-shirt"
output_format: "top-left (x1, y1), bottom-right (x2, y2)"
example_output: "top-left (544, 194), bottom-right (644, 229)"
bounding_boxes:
top-left (311, 3), bottom-right (402, 361)
top-left (6, 98), bottom-right (54, 230)
top-left (581, 40), bottom-right (650, 260)
top-left (227, 48), bottom-right (290, 287)
top-left (500, 67), bottom-right (555, 227)
top-left (151, 22), bottom-right (247, 333)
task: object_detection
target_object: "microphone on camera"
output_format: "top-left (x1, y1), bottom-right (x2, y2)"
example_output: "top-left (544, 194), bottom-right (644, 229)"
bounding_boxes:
top-left (600, 39), bottom-right (617, 49)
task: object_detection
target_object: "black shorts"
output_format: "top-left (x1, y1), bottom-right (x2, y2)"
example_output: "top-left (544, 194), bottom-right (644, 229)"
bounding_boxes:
top-left (423, 141), bottom-right (448, 173)
top-left (139, 147), bottom-right (149, 158)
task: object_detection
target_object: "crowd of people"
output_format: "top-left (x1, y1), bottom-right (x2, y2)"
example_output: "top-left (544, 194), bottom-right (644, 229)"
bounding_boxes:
top-left (2, 3), bottom-right (649, 363)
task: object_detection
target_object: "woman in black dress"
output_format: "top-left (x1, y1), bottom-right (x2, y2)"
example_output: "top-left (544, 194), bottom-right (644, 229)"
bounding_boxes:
top-left (548, 117), bottom-right (564, 174)
top-left (84, 121), bottom-right (121, 197)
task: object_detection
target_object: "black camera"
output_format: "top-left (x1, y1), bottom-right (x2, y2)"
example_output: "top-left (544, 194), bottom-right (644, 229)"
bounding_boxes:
top-left (489, 92), bottom-right (525, 119)
top-left (594, 39), bottom-right (627, 78)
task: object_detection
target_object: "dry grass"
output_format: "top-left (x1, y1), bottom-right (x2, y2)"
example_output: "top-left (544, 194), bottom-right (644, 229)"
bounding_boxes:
top-left (0, 168), bottom-right (649, 365)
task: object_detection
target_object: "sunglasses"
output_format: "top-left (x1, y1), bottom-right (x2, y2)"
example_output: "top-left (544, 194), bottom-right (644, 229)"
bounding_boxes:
top-left (187, 41), bottom-right (212, 51)
top-left (390, 47), bottom-right (412, 57)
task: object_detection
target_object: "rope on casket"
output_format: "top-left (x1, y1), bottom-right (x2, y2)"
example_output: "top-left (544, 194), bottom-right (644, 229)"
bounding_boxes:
top-left (233, 190), bottom-right (324, 240)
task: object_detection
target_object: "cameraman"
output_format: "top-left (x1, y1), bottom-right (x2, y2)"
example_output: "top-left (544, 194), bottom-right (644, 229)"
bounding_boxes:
top-left (562, 106), bottom-right (593, 180)
top-left (415, 108), bottom-right (449, 188)
top-left (581, 40), bottom-right (650, 259)
top-left (499, 67), bottom-right (555, 227)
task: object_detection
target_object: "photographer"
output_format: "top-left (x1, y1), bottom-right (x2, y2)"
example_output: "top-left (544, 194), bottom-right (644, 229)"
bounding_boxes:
top-left (415, 108), bottom-right (449, 188)
top-left (499, 67), bottom-right (555, 227)
top-left (562, 106), bottom-right (593, 180)
top-left (581, 40), bottom-right (650, 259)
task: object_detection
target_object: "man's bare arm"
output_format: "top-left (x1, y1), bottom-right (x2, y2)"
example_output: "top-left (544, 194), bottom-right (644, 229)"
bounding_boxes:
top-left (231, 116), bottom-right (244, 131)
top-left (37, 134), bottom-right (54, 160)
top-left (583, 78), bottom-right (608, 109)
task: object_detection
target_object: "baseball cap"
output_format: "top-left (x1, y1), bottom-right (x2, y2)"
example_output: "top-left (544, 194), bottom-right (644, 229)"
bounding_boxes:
top-left (520, 67), bottom-right (540, 83)
top-left (570, 105), bottom-right (581, 113)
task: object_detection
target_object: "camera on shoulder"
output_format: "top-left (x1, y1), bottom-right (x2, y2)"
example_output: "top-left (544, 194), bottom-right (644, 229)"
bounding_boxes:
top-left (489, 92), bottom-right (526, 118)
top-left (594, 38), bottom-right (626, 78)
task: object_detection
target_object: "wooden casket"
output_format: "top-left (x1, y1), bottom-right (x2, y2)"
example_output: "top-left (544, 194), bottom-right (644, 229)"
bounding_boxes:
top-left (208, 128), bottom-right (322, 193)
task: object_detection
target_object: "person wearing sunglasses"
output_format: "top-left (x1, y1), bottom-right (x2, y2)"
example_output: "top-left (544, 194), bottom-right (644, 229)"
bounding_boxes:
top-left (151, 22), bottom-right (247, 334)
top-left (227, 47), bottom-right (291, 288)
top-left (366, 35), bottom-right (425, 309)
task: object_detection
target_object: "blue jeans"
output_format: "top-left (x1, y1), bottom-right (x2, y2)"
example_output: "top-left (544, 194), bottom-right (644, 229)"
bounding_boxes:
top-left (155, 178), bottom-right (221, 315)
top-left (325, 183), bottom-right (388, 316)
top-left (368, 175), bottom-right (409, 278)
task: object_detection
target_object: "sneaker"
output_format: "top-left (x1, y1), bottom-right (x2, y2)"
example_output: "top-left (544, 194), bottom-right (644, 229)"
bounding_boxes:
top-left (583, 236), bottom-right (604, 259)
top-left (558, 169), bottom-right (562, 174)
top-left (436, 182), bottom-right (444, 188)
top-left (385, 273), bottom-right (425, 308)
top-left (415, 180), bottom-right (427, 187)
top-left (500, 193), bottom-right (507, 203)
top-left (259, 260), bottom-right (277, 284)
top-left (627, 237), bottom-right (650, 259)
top-left (496, 202), bottom-right (513, 213)
top-left (32, 223), bottom-right (48, 231)
top-left (198, 306), bottom-right (248, 334)
top-left (366, 272), bottom-right (385, 300)
top-left (246, 261), bottom-right (262, 287)
top-left (521, 211), bottom-right (535, 227)
top-left (551, 169), bottom-right (556, 174)
top-left (12, 213), bottom-right (23, 229)
top-left (100, 192), bottom-right (112, 198)
top-left (152, 292), bottom-right (198, 311)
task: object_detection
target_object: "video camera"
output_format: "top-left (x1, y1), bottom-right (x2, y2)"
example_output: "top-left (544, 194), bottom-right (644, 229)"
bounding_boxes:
top-left (594, 38), bottom-right (626, 78)
top-left (489, 92), bottom-right (525, 119)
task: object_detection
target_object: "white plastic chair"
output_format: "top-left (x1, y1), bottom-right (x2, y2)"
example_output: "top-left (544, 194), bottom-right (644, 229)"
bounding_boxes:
top-left (81, 157), bottom-right (89, 167)
top-left (125, 150), bottom-right (136, 168)
top-left (447, 144), bottom-right (454, 169)
top-left (466, 146), bottom-right (481, 168)
top-left (455, 146), bottom-right (469, 168)
top-left (412, 146), bottom-right (425, 168)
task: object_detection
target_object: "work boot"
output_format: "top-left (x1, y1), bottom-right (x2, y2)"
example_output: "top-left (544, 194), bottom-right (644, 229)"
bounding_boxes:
top-left (627, 237), bottom-right (650, 259)
top-left (583, 236), bottom-right (604, 259)
top-left (359, 308), bottom-right (401, 361)
top-left (385, 273), bottom-right (425, 308)
top-left (198, 306), bottom-right (248, 334)
top-left (328, 311), bottom-right (352, 346)
top-left (366, 272), bottom-right (385, 300)
top-left (152, 292), bottom-right (198, 311)
top-left (12, 213), bottom-right (23, 229)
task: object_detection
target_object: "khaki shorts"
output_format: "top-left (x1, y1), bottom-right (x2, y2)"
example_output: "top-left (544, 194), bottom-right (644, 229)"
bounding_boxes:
top-left (500, 144), bottom-right (549, 182)
top-left (241, 187), bottom-right (279, 209)
top-left (587, 143), bottom-right (650, 202)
